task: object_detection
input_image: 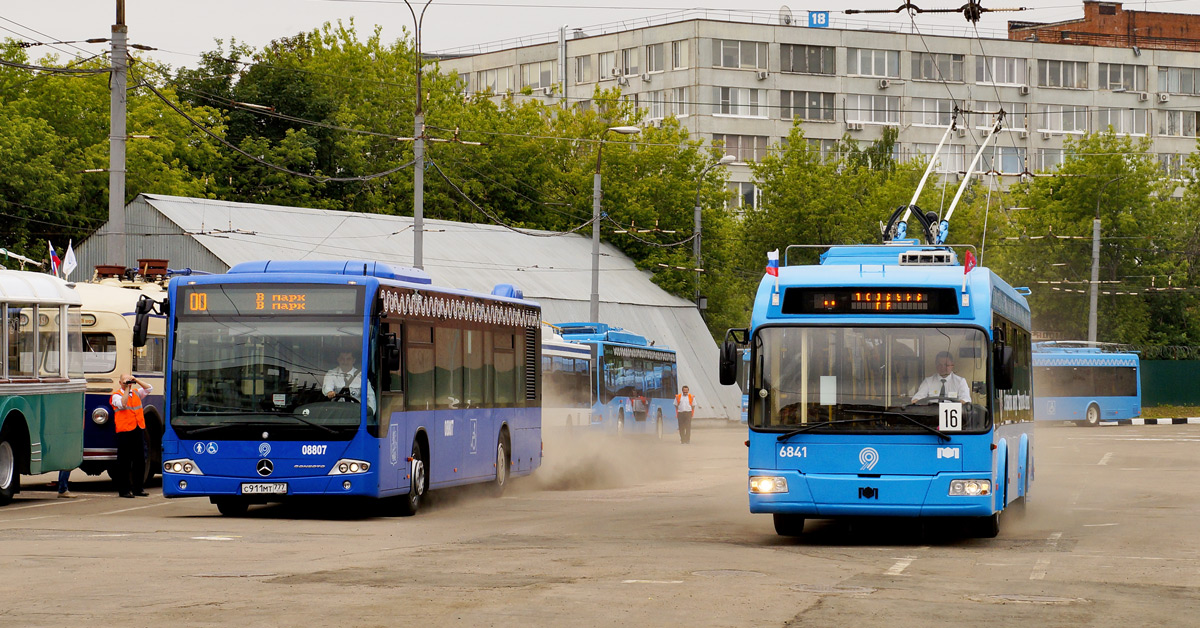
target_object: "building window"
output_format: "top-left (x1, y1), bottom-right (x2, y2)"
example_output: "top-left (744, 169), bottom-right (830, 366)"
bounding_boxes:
top-left (712, 39), bottom-right (768, 70)
top-left (713, 87), bottom-right (767, 117)
top-left (645, 90), bottom-right (666, 119)
top-left (1098, 63), bottom-right (1147, 91)
top-left (1037, 104), bottom-right (1088, 133)
top-left (911, 52), bottom-right (964, 82)
top-left (911, 97), bottom-right (959, 126)
top-left (780, 44), bottom-right (835, 75)
top-left (669, 87), bottom-right (689, 117)
top-left (645, 43), bottom-right (664, 73)
top-left (845, 94), bottom-right (900, 125)
top-left (847, 48), bottom-right (900, 78)
top-left (912, 143), bottom-right (967, 173)
top-left (672, 40), bottom-right (689, 70)
top-left (1159, 153), bottom-right (1193, 180)
top-left (476, 67), bottom-right (511, 93)
top-left (714, 134), bottom-right (768, 162)
top-left (1038, 148), bottom-right (1064, 172)
top-left (1037, 60), bottom-right (1088, 89)
top-left (621, 47), bottom-right (639, 76)
top-left (981, 146), bottom-right (1026, 174)
top-left (1158, 67), bottom-right (1200, 95)
top-left (806, 138), bottom-right (841, 161)
top-left (727, 182), bottom-right (761, 211)
top-left (599, 51), bottom-right (616, 79)
top-left (521, 60), bottom-right (554, 89)
top-left (977, 56), bottom-right (1027, 86)
top-left (975, 101), bottom-right (1027, 130)
top-left (574, 55), bottom-right (593, 84)
top-left (1159, 110), bottom-right (1200, 137)
top-left (781, 91), bottom-right (834, 121)
top-left (1094, 108), bottom-right (1148, 135)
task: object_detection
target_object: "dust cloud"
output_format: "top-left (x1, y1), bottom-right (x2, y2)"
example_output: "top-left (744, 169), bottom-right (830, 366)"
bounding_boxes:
top-left (522, 426), bottom-right (684, 492)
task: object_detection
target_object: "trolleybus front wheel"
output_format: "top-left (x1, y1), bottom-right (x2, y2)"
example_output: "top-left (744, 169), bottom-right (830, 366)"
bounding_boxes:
top-left (976, 512), bottom-right (1001, 538)
top-left (773, 513), bottom-right (805, 537)
top-left (397, 439), bottom-right (427, 516)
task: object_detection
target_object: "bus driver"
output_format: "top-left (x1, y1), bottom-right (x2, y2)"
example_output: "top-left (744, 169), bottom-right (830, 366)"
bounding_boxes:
top-left (911, 350), bottom-right (971, 404)
top-left (323, 350), bottom-right (377, 411)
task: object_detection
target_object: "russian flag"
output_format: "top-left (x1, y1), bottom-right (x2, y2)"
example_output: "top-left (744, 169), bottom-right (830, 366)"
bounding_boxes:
top-left (48, 241), bottom-right (61, 277)
top-left (765, 249), bottom-right (779, 277)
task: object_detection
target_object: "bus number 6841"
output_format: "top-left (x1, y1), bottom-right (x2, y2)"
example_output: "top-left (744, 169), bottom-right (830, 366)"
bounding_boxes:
top-left (779, 445), bottom-right (807, 458)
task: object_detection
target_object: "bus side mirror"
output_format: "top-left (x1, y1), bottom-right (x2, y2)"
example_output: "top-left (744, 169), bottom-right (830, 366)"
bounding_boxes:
top-left (132, 295), bottom-right (154, 348)
top-left (383, 333), bottom-right (401, 371)
top-left (994, 344), bottom-right (1015, 390)
top-left (719, 328), bottom-right (747, 386)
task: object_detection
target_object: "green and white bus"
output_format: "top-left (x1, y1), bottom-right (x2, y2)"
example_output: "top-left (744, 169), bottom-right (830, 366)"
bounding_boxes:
top-left (0, 269), bottom-right (85, 505)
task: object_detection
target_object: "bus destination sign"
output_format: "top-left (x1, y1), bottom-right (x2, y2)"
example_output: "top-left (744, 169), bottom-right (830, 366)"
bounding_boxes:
top-left (180, 285), bottom-right (363, 316)
top-left (782, 287), bottom-right (959, 315)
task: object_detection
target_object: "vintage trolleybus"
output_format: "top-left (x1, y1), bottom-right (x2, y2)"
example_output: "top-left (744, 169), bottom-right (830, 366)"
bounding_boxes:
top-left (149, 260), bottom-right (542, 516)
top-left (721, 244), bottom-right (1034, 537)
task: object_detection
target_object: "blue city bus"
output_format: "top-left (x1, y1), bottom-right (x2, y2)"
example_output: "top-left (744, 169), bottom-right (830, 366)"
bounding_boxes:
top-left (554, 323), bottom-right (678, 438)
top-left (721, 244), bottom-right (1034, 538)
top-left (1032, 341), bottom-right (1140, 425)
top-left (149, 260), bottom-right (542, 516)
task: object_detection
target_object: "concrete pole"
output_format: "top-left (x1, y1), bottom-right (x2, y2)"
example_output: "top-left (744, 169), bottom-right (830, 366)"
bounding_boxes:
top-left (590, 168), bottom-right (602, 323)
top-left (109, 0), bottom-right (127, 267)
top-left (1088, 216), bottom-right (1101, 343)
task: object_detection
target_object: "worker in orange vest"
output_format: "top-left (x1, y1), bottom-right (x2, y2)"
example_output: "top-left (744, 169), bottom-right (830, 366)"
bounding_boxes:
top-left (111, 374), bottom-right (151, 498)
top-left (674, 385), bottom-right (695, 445)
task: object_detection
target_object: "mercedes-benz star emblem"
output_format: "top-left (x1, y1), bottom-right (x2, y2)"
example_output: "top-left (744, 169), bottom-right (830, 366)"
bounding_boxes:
top-left (256, 459), bottom-right (274, 477)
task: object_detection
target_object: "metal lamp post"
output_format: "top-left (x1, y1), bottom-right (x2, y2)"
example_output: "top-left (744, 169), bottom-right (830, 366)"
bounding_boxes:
top-left (1089, 175), bottom-right (1121, 343)
top-left (693, 154), bottom-right (737, 311)
top-left (403, 0), bottom-right (433, 269)
top-left (590, 126), bottom-right (641, 322)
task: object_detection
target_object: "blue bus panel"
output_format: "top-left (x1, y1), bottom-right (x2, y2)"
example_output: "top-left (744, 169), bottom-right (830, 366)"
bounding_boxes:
top-left (1033, 342), bottom-right (1141, 424)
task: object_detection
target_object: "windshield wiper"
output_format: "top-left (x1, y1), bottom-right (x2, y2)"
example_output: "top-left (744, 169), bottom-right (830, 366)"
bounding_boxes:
top-left (868, 409), bottom-right (952, 441)
top-left (180, 413), bottom-right (338, 436)
top-left (776, 418), bottom-right (879, 441)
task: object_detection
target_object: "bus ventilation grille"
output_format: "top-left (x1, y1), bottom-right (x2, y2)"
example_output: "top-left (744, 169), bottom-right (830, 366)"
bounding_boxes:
top-left (898, 250), bottom-right (954, 266)
top-left (524, 325), bottom-right (539, 400)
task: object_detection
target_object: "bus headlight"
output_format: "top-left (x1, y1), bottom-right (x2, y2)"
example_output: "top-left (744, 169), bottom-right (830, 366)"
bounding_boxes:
top-left (949, 479), bottom-right (991, 496)
top-left (328, 459), bottom-right (371, 475)
top-left (163, 459), bottom-right (204, 475)
top-left (91, 407), bottom-right (110, 425)
top-left (749, 476), bottom-right (789, 494)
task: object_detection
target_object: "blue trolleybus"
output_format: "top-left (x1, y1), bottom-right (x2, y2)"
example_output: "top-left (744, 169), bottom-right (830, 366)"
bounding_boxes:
top-left (1032, 341), bottom-right (1140, 425)
top-left (554, 323), bottom-right (678, 438)
top-left (148, 260), bottom-right (543, 516)
top-left (721, 244), bottom-right (1034, 537)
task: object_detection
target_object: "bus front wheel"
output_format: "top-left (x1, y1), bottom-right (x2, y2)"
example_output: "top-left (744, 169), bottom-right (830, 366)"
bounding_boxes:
top-left (214, 498), bottom-right (248, 517)
top-left (773, 513), bottom-right (805, 537)
top-left (1085, 404), bottom-right (1101, 427)
top-left (398, 439), bottom-right (427, 516)
top-left (976, 512), bottom-right (1001, 538)
top-left (0, 436), bottom-right (18, 506)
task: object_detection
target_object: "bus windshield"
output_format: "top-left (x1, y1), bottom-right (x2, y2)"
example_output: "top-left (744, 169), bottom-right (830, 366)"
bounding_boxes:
top-left (172, 317), bottom-right (372, 440)
top-left (751, 326), bottom-right (991, 434)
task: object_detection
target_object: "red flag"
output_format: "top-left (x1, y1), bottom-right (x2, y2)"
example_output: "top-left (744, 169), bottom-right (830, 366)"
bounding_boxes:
top-left (963, 250), bottom-right (976, 275)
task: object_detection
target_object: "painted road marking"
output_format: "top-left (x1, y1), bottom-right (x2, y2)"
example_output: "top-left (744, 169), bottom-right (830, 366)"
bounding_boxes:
top-left (885, 557), bottom-right (915, 575)
top-left (98, 501), bottom-right (173, 516)
top-left (622, 580), bottom-right (683, 584)
top-left (193, 536), bottom-right (240, 541)
top-left (1030, 558), bottom-right (1052, 580)
top-left (1098, 452), bottom-right (1114, 465)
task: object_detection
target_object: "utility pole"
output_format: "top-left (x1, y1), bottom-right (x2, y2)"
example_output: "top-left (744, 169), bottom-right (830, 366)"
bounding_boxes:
top-left (404, 1), bottom-right (433, 270)
top-left (109, 0), bottom-right (127, 267)
top-left (1091, 176), bottom-right (1120, 344)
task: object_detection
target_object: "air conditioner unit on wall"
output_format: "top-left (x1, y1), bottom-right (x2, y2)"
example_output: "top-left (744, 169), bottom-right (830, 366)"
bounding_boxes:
top-left (956, 127), bottom-right (967, 138)
top-left (878, 78), bottom-right (891, 89)
top-left (1041, 131), bottom-right (1053, 140)
top-left (541, 86), bottom-right (554, 97)
top-left (1019, 84), bottom-right (1031, 96)
top-left (1018, 130), bottom-right (1029, 139)
top-left (1137, 92), bottom-right (1149, 102)
top-left (1159, 92), bottom-right (1170, 103)
top-left (616, 75), bottom-right (629, 86)
top-left (611, 68), bottom-right (621, 77)
top-left (757, 70), bottom-right (769, 80)
top-left (847, 121), bottom-right (864, 131)
top-left (642, 72), bottom-right (651, 82)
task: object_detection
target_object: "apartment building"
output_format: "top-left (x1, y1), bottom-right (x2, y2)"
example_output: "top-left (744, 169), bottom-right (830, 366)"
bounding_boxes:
top-left (435, 4), bottom-right (1200, 209)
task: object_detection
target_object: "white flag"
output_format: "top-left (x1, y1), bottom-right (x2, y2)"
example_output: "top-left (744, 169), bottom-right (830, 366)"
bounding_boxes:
top-left (62, 240), bottom-right (78, 279)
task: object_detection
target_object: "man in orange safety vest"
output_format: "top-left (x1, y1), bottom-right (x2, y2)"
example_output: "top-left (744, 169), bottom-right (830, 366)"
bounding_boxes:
top-left (674, 386), bottom-right (695, 445)
top-left (111, 374), bottom-right (152, 498)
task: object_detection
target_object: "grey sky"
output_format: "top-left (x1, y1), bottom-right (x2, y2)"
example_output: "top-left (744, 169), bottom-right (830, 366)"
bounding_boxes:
top-left (1, 0), bottom-right (1115, 67)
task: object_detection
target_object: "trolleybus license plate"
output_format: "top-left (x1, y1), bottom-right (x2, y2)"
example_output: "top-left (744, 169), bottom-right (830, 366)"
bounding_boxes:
top-left (241, 483), bottom-right (287, 494)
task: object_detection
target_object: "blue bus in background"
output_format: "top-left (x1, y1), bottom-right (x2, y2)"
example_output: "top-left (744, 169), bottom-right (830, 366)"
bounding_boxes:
top-left (1032, 341), bottom-right (1140, 426)
top-left (147, 260), bottom-right (542, 516)
top-left (721, 244), bottom-right (1034, 538)
top-left (555, 323), bottom-right (677, 438)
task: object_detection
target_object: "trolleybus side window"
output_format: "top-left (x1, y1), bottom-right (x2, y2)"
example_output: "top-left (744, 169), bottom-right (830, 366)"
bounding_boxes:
top-left (464, 328), bottom-right (484, 408)
top-left (494, 331), bottom-right (517, 406)
top-left (406, 324), bottom-right (435, 411)
top-left (7, 305), bottom-right (35, 378)
top-left (84, 332), bottom-right (119, 373)
top-left (435, 326), bottom-right (464, 409)
top-left (39, 309), bottom-right (62, 378)
top-left (133, 336), bottom-right (165, 374)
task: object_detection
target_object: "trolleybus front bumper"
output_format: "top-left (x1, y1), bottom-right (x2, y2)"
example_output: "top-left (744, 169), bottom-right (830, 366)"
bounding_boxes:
top-left (748, 469), bottom-right (997, 518)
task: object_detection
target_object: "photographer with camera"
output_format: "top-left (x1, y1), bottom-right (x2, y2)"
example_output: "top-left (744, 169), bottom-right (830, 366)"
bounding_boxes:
top-left (111, 374), bottom-right (152, 498)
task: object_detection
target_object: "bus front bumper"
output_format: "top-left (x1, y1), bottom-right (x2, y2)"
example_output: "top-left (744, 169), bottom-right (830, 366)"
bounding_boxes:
top-left (162, 472), bottom-right (382, 498)
top-left (748, 470), bottom-right (997, 518)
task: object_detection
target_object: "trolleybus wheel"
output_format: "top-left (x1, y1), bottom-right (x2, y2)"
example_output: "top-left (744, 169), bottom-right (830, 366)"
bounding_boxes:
top-left (490, 430), bottom-right (510, 496)
top-left (773, 513), bottom-right (805, 537)
top-left (655, 410), bottom-right (664, 440)
top-left (398, 439), bottom-right (427, 516)
top-left (1085, 403), bottom-right (1101, 427)
top-left (0, 434), bottom-right (18, 506)
top-left (214, 498), bottom-right (249, 517)
top-left (976, 512), bottom-right (1001, 538)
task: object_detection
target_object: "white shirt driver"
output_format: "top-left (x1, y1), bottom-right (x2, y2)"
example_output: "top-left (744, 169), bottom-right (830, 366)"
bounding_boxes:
top-left (912, 372), bottom-right (971, 404)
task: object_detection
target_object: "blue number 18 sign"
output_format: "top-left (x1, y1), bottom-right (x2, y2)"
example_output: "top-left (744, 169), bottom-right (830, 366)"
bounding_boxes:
top-left (808, 11), bottom-right (830, 28)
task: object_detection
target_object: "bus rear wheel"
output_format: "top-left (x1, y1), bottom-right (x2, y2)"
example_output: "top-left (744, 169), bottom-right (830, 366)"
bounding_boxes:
top-left (773, 513), bottom-right (805, 537)
top-left (0, 436), bottom-right (18, 506)
top-left (490, 432), bottom-right (510, 497)
top-left (1085, 404), bottom-right (1101, 427)
top-left (397, 439), bottom-right (427, 516)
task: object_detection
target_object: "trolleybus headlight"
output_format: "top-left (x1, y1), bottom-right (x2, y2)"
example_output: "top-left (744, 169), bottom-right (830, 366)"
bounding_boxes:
top-left (91, 407), bottom-right (110, 425)
top-left (163, 458), bottom-right (204, 475)
top-left (749, 476), bottom-right (789, 494)
top-left (329, 459), bottom-right (371, 475)
top-left (948, 479), bottom-right (991, 496)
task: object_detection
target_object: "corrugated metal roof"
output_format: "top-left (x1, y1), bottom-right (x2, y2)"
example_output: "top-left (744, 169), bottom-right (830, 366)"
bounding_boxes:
top-left (76, 194), bottom-right (742, 419)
